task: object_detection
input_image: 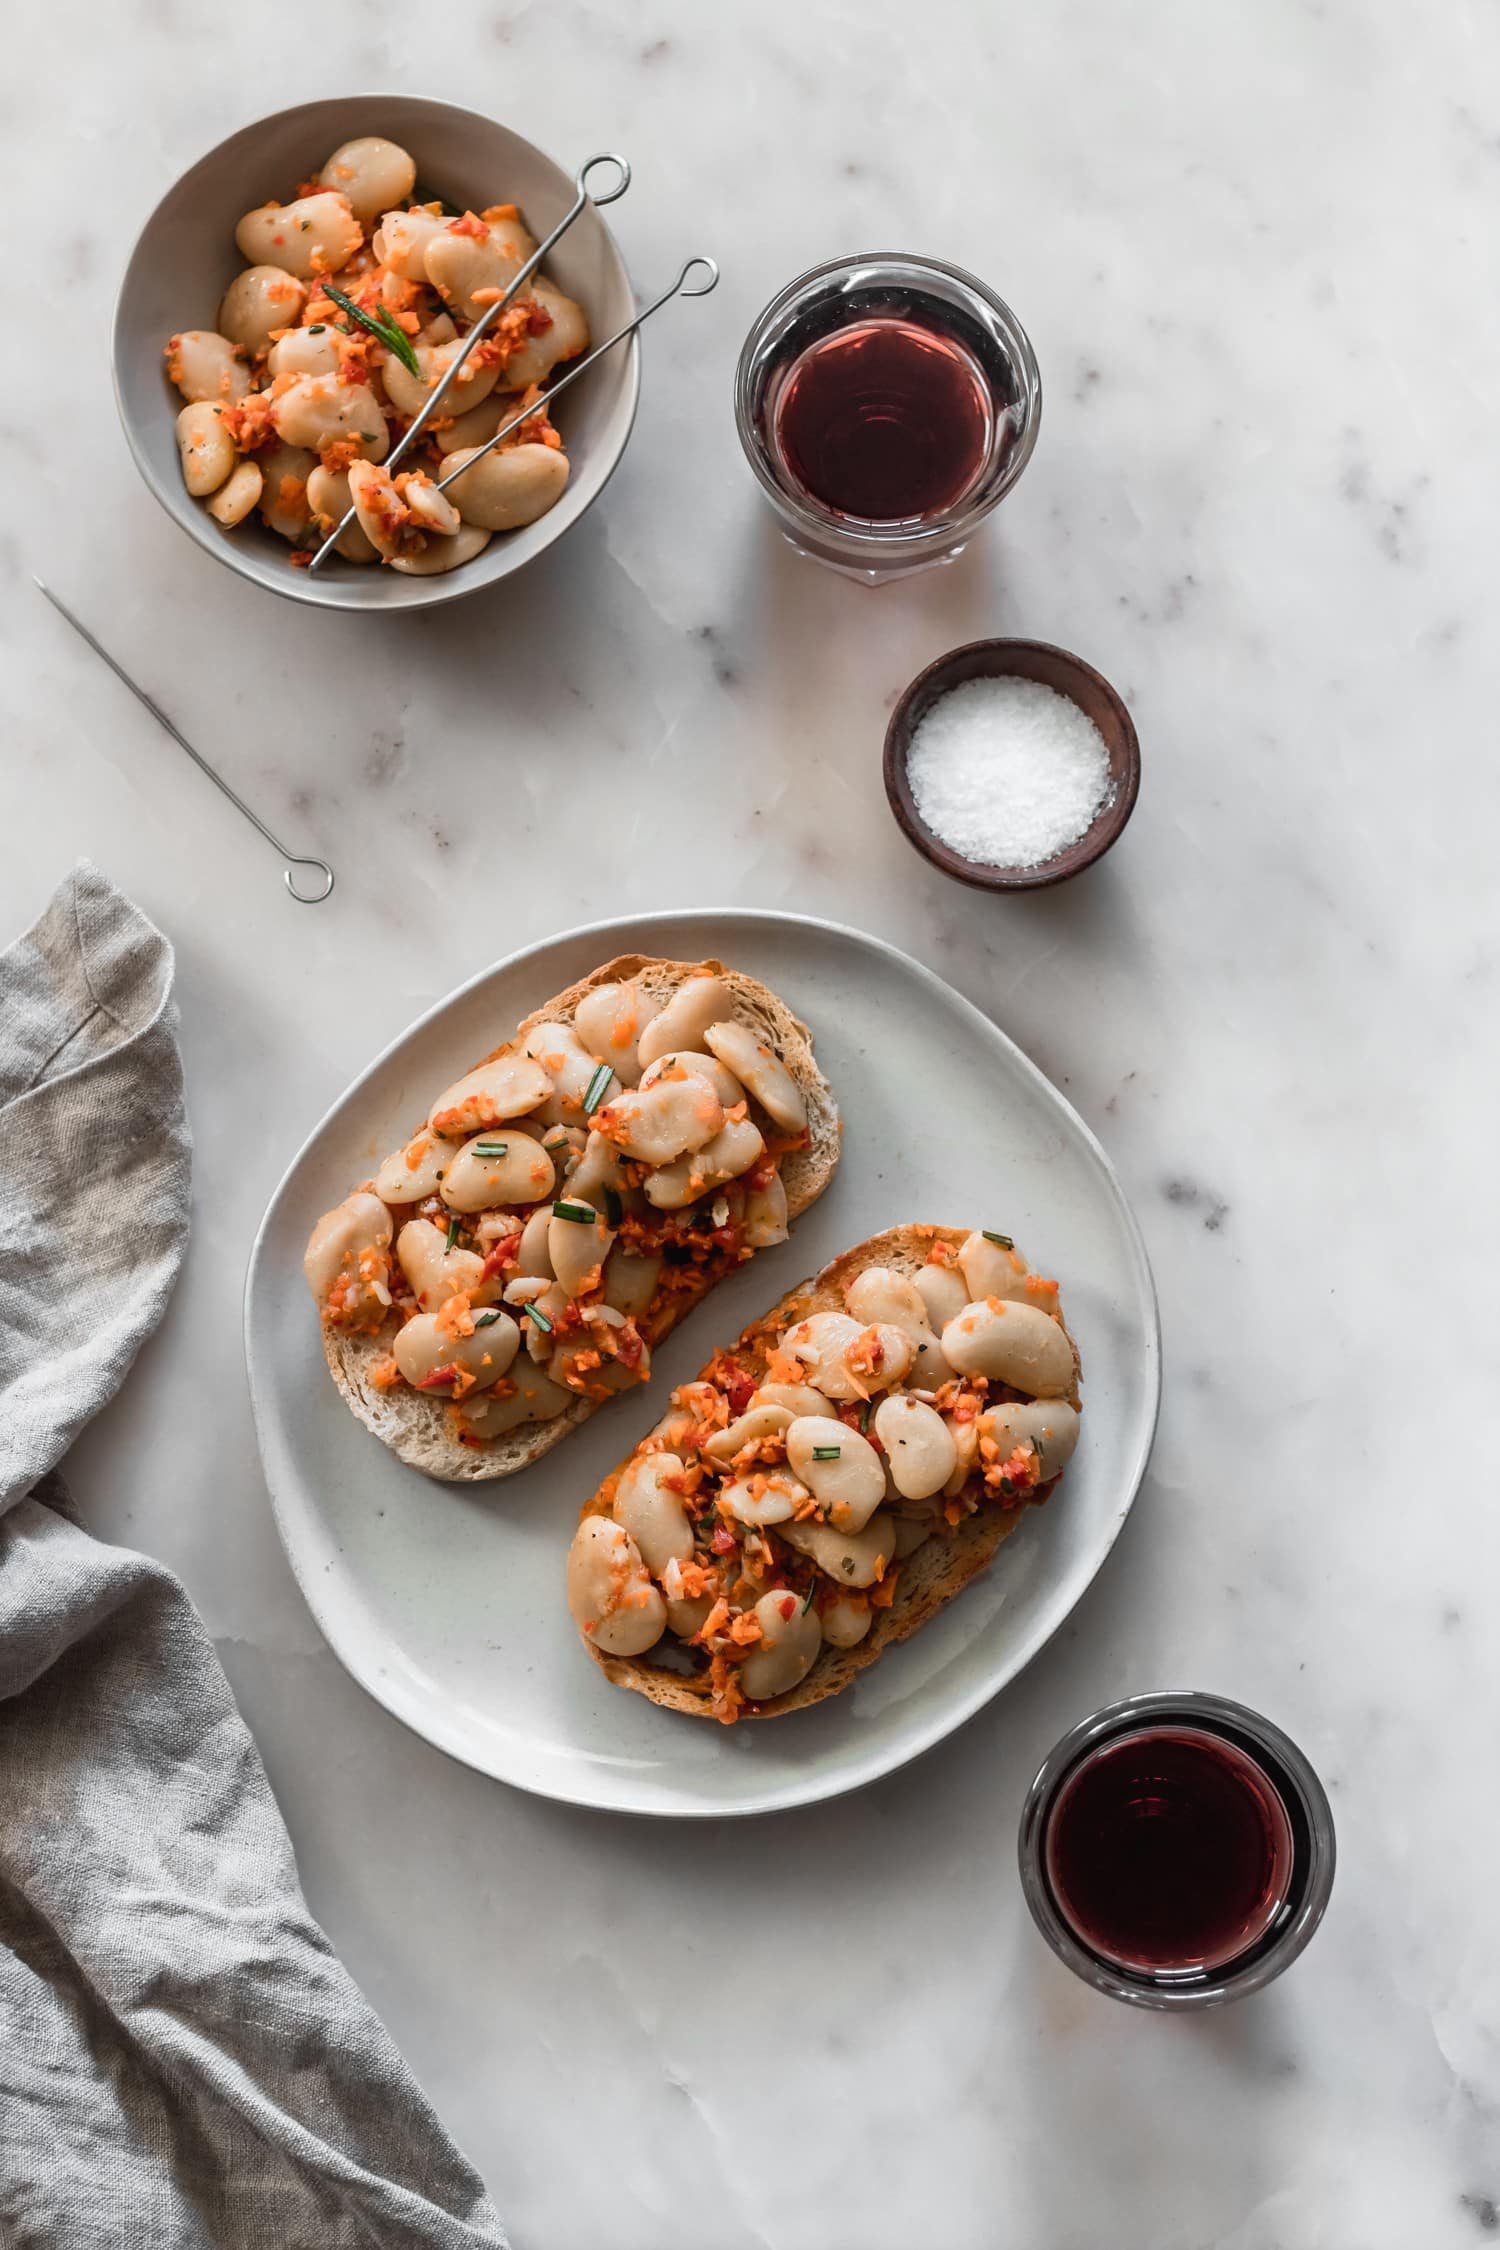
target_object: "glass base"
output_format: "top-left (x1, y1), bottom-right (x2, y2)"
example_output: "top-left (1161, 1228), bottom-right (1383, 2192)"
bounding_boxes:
top-left (779, 523), bottom-right (971, 584)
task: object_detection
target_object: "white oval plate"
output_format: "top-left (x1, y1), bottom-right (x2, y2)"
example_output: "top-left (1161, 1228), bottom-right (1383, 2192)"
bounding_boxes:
top-left (245, 912), bottom-right (1159, 1817)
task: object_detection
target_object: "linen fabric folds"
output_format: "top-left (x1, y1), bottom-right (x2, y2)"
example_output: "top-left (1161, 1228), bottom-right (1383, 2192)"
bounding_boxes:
top-left (0, 865), bottom-right (505, 2250)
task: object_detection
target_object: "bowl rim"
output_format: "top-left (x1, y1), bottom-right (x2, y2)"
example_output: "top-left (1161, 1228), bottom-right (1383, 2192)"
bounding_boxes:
top-left (882, 636), bottom-right (1141, 892)
top-left (112, 92), bottom-right (641, 613)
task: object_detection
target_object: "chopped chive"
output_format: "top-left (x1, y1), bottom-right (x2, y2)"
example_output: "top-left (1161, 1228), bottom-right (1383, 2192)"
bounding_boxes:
top-left (523, 1300), bottom-right (553, 1334)
top-left (543, 1134), bottom-right (572, 1155)
top-left (445, 1218), bottom-right (460, 1250)
top-left (552, 1200), bottom-right (594, 1224)
top-left (812, 1445), bottom-right (842, 1461)
top-left (307, 323), bottom-right (326, 334)
top-left (319, 280), bottom-right (422, 377)
top-left (474, 1141), bottom-right (509, 1157)
top-left (802, 1582), bottom-right (817, 1613)
top-left (581, 1063), bottom-right (612, 1116)
top-left (473, 1309), bottom-right (502, 1327)
top-left (604, 1187), bottom-right (623, 1228)
top-left (983, 1230), bottom-right (1015, 1249)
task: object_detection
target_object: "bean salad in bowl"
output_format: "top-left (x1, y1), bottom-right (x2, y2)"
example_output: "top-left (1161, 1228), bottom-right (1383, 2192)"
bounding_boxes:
top-left (114, 97), bottom-right (640, 610)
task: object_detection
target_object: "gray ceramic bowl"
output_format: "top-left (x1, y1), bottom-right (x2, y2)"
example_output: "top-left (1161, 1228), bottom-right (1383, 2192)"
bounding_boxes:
top-left (113, 95), bottom-right (639, 611)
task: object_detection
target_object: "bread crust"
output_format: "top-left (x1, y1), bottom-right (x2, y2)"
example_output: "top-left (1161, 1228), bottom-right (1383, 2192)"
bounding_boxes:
top-left (580, 1226), bottom-right (1080, 1719)
top-left (321, 956), bottom-right (840, 1482)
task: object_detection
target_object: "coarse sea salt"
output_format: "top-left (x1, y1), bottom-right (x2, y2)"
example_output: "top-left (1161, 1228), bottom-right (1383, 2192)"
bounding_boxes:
top-left (905, 674), bottom-right (1115, 869)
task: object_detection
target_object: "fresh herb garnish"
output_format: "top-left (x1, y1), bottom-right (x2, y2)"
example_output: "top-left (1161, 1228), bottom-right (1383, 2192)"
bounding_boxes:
top-left (983, 1230), bottom-right (1014, 1249)
top-left (604, 1187), bottom-right (623, 1228)
top-left (802, 1583), bottom-right (817, 1613)
top-left (474, 1141), bottom-right (509, 1158)
top-left (474, 1309), bottom-right (502, 1327)
top-left (581, 1063), bottom-right (612, 1117)
top-left (523, 1300), bottom-right (553, 1334)
top-left (307, 323), bottom-right (326, 334)
top-left (445, 1218), bottom-right (460, 1251)
top-left (319, 280), bottom-right (422, 378)
top-left (812, 1445), bottom-right (841, 1461)
top-left (552, 1200), bottom-right (593, 1224)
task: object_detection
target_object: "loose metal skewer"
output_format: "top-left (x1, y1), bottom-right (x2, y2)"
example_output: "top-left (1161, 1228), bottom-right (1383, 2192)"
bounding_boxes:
top-left (433, 257), bottom-right (720, 500)
top-left (307, 150), bottom-right (632, 573)
top-left (33, 579), bottom-right (336, 904)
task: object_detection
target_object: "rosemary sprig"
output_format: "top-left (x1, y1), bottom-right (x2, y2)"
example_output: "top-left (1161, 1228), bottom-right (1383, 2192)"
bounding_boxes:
top-left (319, 281), bottom-right (422, 379)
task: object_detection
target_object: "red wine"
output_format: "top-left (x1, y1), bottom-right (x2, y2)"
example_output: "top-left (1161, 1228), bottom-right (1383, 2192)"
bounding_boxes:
top-left (1044, 1727), bottom-right (1294, 1974)
top-left (771, 316), bottom-right (994, 523)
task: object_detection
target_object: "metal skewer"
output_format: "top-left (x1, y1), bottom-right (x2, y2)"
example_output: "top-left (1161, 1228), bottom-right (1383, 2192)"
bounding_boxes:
top-left (33, 579), bottom-right (336, 905)
top-left (433, 256), bottom-right (720, 499)
top-left (307, 150), bottom-right (631, 573)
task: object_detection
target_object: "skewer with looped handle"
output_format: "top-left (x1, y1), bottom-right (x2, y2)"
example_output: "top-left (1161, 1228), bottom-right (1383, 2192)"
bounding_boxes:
top-left (308, 151), bottom-right (633, 573)
top-left (33, 579), bottom-right (337, 903)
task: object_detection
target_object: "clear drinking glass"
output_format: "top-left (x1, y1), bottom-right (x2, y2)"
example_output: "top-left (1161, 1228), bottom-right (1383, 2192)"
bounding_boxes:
top-left (1017, 1691), bottom-right (1337, 2011)
top-left (734, 251), bottom-right (1041, 582)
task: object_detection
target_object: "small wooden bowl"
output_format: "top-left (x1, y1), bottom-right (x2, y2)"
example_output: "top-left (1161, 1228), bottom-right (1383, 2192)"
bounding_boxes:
top-left (883, 639), bottom-right (1141, 891)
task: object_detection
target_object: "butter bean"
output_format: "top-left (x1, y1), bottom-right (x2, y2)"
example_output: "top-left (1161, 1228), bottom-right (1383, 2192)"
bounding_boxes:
top-left (256, 443), bottom-right (317, 540)
top-left (704, 1404), bottom-right (793, 1465)
top-left (703, 1019), bottom-right (807, 1134)
top-left (525, 1282), bottom-right (571, 1364)
top-left (372, 207), bottom-right (445, 281)
top-left (218, 266), bottom-right (307, 355)
top-left (915, 1262), bottom-right (968, 1332)
top-left (642, 1118), bottom-right (764, 1209)
top-left (443, 442), bottom-right (570, 532)
top-left (303, 1190), bottom-right (391, 1305)
top-left (873, 1394), bottom-right (957, 1500)
top-left (175, 401), bottom-right (235, 497)
top-left (600, 1249), bottom-right (661, 1320)
top-left (517, 1206), bottom-right (554, 1278)
top-left (846, 1267), bottom-right (950, 1386)
top-left (267, 324), bottom-right (341, 379)
top-left (979, 1399), bottom-right (1081, 1481)
top-left (273, 375), bottom-right (388, 460)
top-left (574, 979), bottom-right (660, 1086)
top-left (941, 1299), bottom-right (1075, 1396)
top-left (429, 1052), bottom-right (552, 1135)
top-left (456, 1355), bottom-right (572, 1437)
top-left (741, 1170), bottom-right (789, 1249)
top-left (235, 191), bottom-right (362, 280)
top-left (319, 137), bottom-right (416, 227)
top-left (640, 1049), bottom-right (745, 1109)
top-left (381, 339), bottom-right (499, 421)
top-left (958, 1231), bottom-right (1059, 1316)
top-left (748, 1383), bottom-right (837, 1420)
top-left (375, 1131), bottom-right (456, 1203)
top-left (780, 1311), bottom-right (865, 1399)
top-left (523, 1021), bottom-right (620, 1127)
top-left (167, 329), bottom-right (250, 405)
top-left (306, 462), bottom-right (379, 561)
top-left (597, 1073), bottom-right (723, 1166)
top-left (635, 976), bottom-right (736, 1071)
top-left (738, 1591), bottom-right (822, 1700)
top-left (944, 1412), bottom-right (980, 1496)
top-left (786, 1417), bottom-right (885, 1532)
top-left (499, 278), bottom-right (589, 389)
top-left (395, 1217), bottom-right (497, 1313)
top-left (613, 1452), bottom-right (693, 1576)
top-left (389, 523), bottom-right (492, 574)
top-left (440, 1131), bottom-right (555, 1212)
top-left (393, 1307), bottom-right (518, 1392)
top-left (432, 393), bottom-right (510, 456)
top-left (717, 1469), bottom-right (807, 1527)
top-left (820, 1592), bottom-right (873, 1649)
top-left (893, 1516), bottom-right (934, 1559)
top-left (206, 459), bottom-right (263, 528)
top-left (425, 223), bottom-right (528, 322)
top-left (549, 1199), bottom-right (614, 1298)
top-left (779, 1511), bottom-right (897, 1590)
top-left (567, 1517), bottom-right (666, 1657)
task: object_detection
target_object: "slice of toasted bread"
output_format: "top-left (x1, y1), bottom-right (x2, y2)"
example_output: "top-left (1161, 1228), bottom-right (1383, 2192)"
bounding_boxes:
top-left (580, 1226), bottom-right (1079, 1719)
top-left (322, 956), bottom-right (840, 1482)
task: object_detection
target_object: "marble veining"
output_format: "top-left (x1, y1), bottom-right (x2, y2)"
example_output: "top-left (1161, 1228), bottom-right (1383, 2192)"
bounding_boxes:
top-left (6, 0), bottom-right (1500, 2243)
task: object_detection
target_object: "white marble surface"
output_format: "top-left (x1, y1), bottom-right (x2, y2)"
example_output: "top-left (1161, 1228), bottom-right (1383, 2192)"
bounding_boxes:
top-left (7, 1), bottom-right (1500, 2243)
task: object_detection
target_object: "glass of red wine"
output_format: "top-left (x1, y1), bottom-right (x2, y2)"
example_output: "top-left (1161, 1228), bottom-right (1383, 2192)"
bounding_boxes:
top-left (734, 252), bottom-right (1041, 581)
top-left (1018, 1692), bottom-right (1336, 2008)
